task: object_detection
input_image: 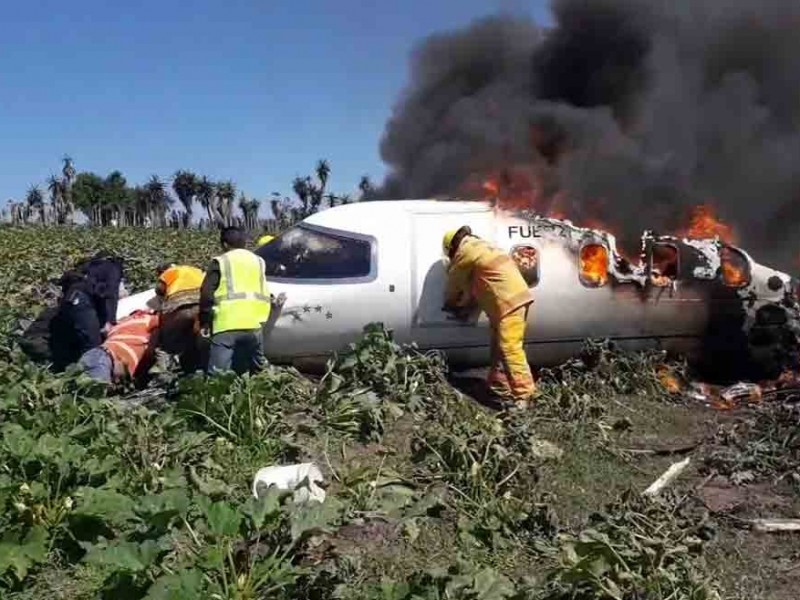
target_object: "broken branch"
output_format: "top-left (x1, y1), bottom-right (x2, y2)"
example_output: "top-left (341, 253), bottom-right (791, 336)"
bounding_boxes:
top-left (749, 519), bottom-right (800, 533)
top-left (642, 457), bottom-right (691, 497)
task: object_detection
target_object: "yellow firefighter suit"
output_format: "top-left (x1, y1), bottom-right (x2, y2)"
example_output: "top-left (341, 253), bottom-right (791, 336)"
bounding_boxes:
top-left (444, 236), bottom-right (536, 402)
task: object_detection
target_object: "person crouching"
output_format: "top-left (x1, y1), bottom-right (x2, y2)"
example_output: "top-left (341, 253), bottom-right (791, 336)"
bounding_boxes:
top-left (154, 263), bottom-right (208, 374)
top-left (77, 310), bottom-right (160, 384)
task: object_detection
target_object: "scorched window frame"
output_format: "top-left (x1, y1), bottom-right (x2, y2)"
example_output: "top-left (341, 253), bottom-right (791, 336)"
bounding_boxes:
top-left (648, 242), bottom-right (680, 282)
top-left (719, 245), bottom-right (751, 289)
top-left (509, 244), bottom-right (541, 288)
top-left (578, 241), bottom-right (610, 289)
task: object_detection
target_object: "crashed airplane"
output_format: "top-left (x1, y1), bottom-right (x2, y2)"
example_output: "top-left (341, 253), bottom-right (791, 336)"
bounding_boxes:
top-left (118, 200), bottom-right (800, 380)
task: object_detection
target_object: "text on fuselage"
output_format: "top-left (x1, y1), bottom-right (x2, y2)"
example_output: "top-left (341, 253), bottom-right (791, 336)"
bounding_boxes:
top-left (508, 225), bottom-right (542, 239)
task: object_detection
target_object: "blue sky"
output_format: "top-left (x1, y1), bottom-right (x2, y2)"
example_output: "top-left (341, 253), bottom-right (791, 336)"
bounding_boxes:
top-left (0, 0), bottom-right (551, 213)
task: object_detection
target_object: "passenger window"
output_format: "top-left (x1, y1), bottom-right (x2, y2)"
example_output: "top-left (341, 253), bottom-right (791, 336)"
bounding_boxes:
top-left (651, 243), bottom-right (679, 286)
top-left (256, 224), bottom-right (373, 280)
top-left (579, 243), bottom-right (609, 287)
top-left (720, 246), bottom-right (750, 288)
top-left (510, 245), bottom-right (539, 287)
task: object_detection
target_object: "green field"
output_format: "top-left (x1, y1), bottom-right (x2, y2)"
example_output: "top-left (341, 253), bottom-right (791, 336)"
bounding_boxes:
top-left (0, 226), bottom-right (798, 599)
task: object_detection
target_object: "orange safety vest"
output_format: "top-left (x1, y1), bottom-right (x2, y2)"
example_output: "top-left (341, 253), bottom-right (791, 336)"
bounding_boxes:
top-left (159, 265), bottom-right (205, 298)
top-left (103, 310), bottom-right (160, 378)
top-left (446, 237), bottom-right (533, 322)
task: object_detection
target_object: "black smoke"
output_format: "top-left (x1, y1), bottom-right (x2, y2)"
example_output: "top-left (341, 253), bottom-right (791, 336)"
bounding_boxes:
top-left (376, 0), bottom-right (800, 269)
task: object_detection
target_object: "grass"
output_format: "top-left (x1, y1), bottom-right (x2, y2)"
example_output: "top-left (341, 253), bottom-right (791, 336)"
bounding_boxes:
top-left (0, 225), bottom-right (797, 599)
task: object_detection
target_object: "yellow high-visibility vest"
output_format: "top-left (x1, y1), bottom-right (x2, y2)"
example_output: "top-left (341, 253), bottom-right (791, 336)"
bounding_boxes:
top-left (212, 248), bottom-right (271, 334)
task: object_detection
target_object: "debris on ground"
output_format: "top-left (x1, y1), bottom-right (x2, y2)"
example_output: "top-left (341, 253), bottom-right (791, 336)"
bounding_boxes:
top-left (643, 457), bottom-right (692, 497)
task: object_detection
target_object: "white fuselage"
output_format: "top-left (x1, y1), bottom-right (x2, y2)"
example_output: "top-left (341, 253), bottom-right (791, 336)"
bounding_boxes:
top-left (117, 200), bottom-right (795, 375)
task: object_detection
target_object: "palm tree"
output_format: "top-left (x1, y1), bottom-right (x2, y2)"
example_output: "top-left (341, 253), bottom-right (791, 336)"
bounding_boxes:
top-left (104, 171), bottom-right (129, 226)
top-left (62, 155), bottom-right (76, 221)
top-left (172, 170), bottom-right (198, 224)
top-left (215, 180), bottom-right (236, 226)
top-left (62, 155), bottom-right (76, 185)
top-left (316, 159), bottom-right (330, 190)
top-left (26, 186), bottom-right (45, 224)
top-left (359, 175), bottom-right (374, 200)
top-left (47, 175), bottom-right (66, 224)
top-left (238, 194), bottom-right (261, 230)
top-left (145, 175), bottom-right (171, 226)
top-left (292, 176), bottom-right (311, 216)
top-left (132, 186), bottom-right (149, 226)
top-left (196, 176), bottom-right (216, 225)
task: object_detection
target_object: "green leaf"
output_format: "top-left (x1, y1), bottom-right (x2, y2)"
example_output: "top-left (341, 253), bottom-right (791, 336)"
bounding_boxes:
top-left (145, 568), bottom-right (204, 599)
top-left (2, 424), bottom-right (35, 458)
top-left (83, 539), bottom-right (160, 573)
top-left (290, 497), bottom-right (345, 541)
top-left (139, 489), bottom-right (191, 519)
top-left (0, 526), bottom-right (48, 581)
top-left (472, 568), bottom-right (516, 599)
top-left (204, 501), bottom-right (242, 538)
top-left (73, 486), bottom-right (138, 526)
top-left (242, 488), bottom-right (283, 531)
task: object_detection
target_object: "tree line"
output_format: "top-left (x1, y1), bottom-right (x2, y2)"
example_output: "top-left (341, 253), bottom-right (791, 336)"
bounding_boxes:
top-left (3, 157), bottom-right (376, 231)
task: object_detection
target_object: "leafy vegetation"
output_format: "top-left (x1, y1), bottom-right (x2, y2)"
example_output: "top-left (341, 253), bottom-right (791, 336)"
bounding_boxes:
top-left (0, 225), bottom-right (784, 599)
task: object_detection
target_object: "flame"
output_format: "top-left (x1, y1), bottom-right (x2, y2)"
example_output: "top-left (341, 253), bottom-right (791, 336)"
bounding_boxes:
top-left (720, 247), bottom-right (749, 287)
top-left (580, 244), bottom-right (609, 286)
top-left (721, 262), bottom-right (747, 287)
top-left (482, 179), bottom-right (500, 196)
top-left (683, 205), bottom-right (736, 243)
top-left (657, 365), bottom-right (682, 394)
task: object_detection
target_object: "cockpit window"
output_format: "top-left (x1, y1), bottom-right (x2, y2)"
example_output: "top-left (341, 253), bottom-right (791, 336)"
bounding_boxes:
top-left (720, 246), bottom-right (750, 288)
top-left (256, 224), bottom-right (373, 280)
top-left (510, 245), bottom-right (539, 287)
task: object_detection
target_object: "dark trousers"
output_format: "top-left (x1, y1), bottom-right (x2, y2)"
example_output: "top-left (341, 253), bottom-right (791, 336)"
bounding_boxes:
top-left (207, 329), bottom-right (265, 375)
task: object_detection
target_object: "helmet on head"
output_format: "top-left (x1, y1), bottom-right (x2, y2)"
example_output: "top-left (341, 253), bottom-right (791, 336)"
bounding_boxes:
top-left (442, 226), bottom-right (472, 258)
top-left (257, 234), bottom-right (275, 247)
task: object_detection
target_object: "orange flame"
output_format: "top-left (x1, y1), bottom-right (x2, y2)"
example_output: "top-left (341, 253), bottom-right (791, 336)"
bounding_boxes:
top-left (720, 247), bottom-right (749, 287)
top-left (683, 205), bottom-right (736, 243)
top-left (657, 365), bottom-right (682, 394)
top-left (580, 244), bottom-right (609, 286)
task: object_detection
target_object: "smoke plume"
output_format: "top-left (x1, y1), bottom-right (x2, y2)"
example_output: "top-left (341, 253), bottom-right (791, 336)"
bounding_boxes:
top-left (377, 0), bottom-right (800, 268)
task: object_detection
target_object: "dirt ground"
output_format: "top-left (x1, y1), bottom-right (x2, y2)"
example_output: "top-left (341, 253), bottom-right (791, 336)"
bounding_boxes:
top-left (446, 373), bottom-right (800, 599)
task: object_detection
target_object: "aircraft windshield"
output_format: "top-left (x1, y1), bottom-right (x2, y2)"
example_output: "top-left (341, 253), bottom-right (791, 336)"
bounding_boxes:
top-left (256, 224), bottom-right (372, 280)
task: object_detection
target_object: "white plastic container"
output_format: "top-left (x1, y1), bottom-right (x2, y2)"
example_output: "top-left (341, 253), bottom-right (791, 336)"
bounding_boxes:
top-left (252, 463), bottom-right (326, 504)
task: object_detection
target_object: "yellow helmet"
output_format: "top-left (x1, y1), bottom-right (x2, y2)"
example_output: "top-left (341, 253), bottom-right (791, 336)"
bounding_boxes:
top-left (443, 229), bottom-right (460, 255)
top-left (442, 226), bottom-right (471, 256)
top-left (257, 234), bottom-right (275, 247)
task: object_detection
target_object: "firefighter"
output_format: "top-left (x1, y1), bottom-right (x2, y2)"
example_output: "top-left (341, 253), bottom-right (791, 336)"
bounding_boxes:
top-left (442, 226), bottom-right (536, 408)
top-left (77, 309), bottom-right (160, 384)
top-left (155, 263), bottom-right (208, 374)
top-left (199, 226), bottom-right (272, 375)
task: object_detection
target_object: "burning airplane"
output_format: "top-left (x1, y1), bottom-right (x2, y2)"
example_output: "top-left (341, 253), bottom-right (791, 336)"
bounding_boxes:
top-left (118, 199), bottom-right (800, 381)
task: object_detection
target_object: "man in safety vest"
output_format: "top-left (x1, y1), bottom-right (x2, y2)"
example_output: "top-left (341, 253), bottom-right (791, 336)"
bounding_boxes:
top-left (199, 226), bottom-right (272, 375)
top-left (442, 226), bottom-right (536, 408)
top-left (155, 263), bottom-right (208, 373)
top-left (77, 309), bottom-right (160, 384)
